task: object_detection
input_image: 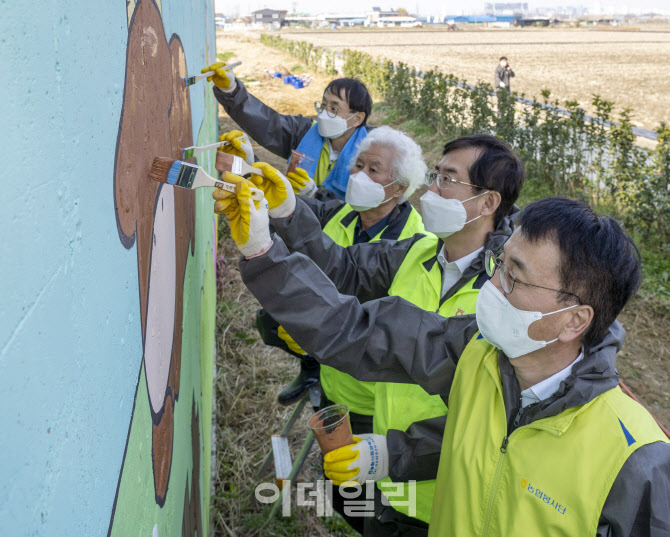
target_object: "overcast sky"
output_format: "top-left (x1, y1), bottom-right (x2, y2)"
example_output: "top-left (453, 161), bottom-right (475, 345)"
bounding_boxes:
top-left (215, 0), bottom-right (670, 16)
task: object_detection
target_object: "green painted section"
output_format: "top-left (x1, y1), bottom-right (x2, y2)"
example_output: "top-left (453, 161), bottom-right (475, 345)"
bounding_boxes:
top-left (194, 86), bottom-right (218, 536)
top-left (109, 87), bottom-right (218, 537)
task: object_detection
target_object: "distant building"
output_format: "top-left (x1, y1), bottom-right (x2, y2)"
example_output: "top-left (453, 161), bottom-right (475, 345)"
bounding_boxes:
top-left (315, 12), bottom-right (367, 27)
top-left (215, 15), bottom-right (231, 28)
top-left (516, 16), bottom-right (556, 26)
top-left (366, 7), bottom-right (418, 27)
top-left (283, 15), bottom-right (319, 27)
top-left (446, 14), bottom-right (517, 24)
top-left (578, 14), bottom-right (619, 25)
top-left (251, 9), bottom-right (287, 26)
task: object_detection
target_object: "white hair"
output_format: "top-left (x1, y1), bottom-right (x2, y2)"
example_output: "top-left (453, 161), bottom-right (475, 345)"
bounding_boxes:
top-left (351, 126), bottom-right (427, 203)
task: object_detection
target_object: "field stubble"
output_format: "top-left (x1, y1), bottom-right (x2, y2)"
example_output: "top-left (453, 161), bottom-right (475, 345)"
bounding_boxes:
top-left (280, 27), bottom-right (670, 132)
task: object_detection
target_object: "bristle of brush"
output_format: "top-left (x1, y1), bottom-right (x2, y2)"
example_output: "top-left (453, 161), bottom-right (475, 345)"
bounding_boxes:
top-left (166, 161), bottom-right (184, 185)
top-left (182, 147), bottom-right (195, 159)
top-left (149, 157), bottom-right (178, 183)
top-left (215, 151), bottom-right (234, 172)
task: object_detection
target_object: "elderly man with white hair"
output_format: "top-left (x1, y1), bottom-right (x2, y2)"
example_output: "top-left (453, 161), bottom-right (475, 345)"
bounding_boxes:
top-left (254, 126), bottom-right (429, 421)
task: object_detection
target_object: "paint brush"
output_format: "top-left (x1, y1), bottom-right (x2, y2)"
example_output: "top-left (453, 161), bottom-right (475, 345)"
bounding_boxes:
top-left (215, 152), bottom-right (268, 179)
top-left (181, 140), bottom-right (259, 159)
top-left (148, 157), bottom-right (264, 201)
top-left (184, 61), bottom-right (242, 86)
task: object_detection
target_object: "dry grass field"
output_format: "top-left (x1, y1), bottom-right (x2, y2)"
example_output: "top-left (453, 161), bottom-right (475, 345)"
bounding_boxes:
top-left (278, 27), bottom-right (670, 132)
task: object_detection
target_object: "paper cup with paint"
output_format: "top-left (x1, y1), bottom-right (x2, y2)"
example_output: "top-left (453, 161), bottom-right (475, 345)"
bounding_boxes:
top-left (287, 150), bottom-right (316, 175)
top-left (308, 404), bottom-right (354, 454)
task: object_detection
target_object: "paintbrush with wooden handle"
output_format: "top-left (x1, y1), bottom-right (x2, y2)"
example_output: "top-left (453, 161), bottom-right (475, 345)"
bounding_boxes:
top-left (181, 140), bottom-right (260, 159)
top-left (148, 157), bottom-right (264, 201)
top-left (215, 152), bottom-right (270, 179)
top-left (184, 61), bottom-right (242, 86)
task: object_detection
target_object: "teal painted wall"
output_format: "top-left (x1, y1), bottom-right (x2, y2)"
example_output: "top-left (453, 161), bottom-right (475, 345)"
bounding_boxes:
top-left (1, 1), bottom-right (217, 535)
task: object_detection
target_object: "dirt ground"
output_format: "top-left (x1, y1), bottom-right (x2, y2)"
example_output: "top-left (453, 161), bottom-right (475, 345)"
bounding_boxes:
top-left (276, 27), bottom-right (670, 132)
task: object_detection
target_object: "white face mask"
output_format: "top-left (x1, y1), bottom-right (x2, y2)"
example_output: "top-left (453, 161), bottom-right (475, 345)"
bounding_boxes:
top-left (317, 110), bottom-right (356, 139)
top-left (345, 171), bottom-right (397, 212)
top-left (419, 189), bottom-right (488, 238)
top-left (475, 281), bottom-right (578, 359)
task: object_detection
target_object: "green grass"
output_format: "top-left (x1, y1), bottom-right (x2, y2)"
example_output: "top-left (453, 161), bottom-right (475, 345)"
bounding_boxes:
top-left (239, 75), bottom-right (259, 84)
top-left (217, 51), bottom-right (236, 63)
top-left (637, 246), bottom-right (670, 307)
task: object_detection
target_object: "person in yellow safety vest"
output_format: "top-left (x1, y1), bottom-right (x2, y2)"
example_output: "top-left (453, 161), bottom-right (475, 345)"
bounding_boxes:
top-left (254, 126), bottom-right (429, 425)
top-left (204, 59), bottom-right (372, 198)
top-left (222, 193), bottom-right (670, 537)
top-left (257, 134), bottom-right (525, 535)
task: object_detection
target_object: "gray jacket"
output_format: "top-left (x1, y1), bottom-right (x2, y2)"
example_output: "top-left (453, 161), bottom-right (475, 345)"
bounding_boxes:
top-left (272, 197), bottom-right (517, 304)
top-left (214, 80), bottom-right (313, 159)
top-left (494, 64), bottom-right (515, 91)
top-left (240, 237), bottom-right (670, 536)
top-left (270, 199), bottom-right (517, 481)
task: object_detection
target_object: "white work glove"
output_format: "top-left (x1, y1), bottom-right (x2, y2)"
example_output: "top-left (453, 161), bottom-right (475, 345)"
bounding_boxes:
top-left (202, 61), bottom-right (237, 93)
top-left (287, 167), bottom-right (318, 198)
top-left (248, 162), bottom-right (296, 219)
top-left (323, 434), bottom-right (389, 486)
top-left (499, 81), bottom-right (506, 88)
top-left (219, 130), bottom-right (254, 166)
top-left (213, 174), bottom-right (272, 258)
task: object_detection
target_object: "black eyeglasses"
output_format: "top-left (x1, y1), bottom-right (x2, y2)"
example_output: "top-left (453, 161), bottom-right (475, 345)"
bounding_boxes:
top-left (314, 101), bottom-right (341, 118)
top-left (484, 250), bottom-right (583, 304)
top-left (424, 171), bottom-right (483, 191)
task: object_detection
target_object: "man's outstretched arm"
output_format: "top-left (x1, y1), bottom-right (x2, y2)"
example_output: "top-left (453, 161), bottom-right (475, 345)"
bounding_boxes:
top-left (213, 80), bottom-right (312, 158)
top-left (240, 236), bottom-right (477, 396)
top-left (271, 198), bottom-right (424, 301)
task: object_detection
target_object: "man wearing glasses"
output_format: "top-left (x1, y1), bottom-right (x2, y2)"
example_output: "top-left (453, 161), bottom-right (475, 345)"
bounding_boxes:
top-left (205, 60), bottom-right (372, 198)
top-left (226, 192), bottom-right (670, 535)
top-left (247, 134), bottom-right (524, 534)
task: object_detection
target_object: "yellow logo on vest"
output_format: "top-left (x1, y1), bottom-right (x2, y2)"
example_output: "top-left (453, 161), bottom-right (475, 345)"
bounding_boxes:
top-left (520, 479), bottom-right (567, 515)
top-left (455, 308), bottom-right (466, 316)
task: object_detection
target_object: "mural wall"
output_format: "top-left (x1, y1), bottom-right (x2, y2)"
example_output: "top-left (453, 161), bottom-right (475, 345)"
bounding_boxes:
top-left (1, 1), bottom-right (217, 535)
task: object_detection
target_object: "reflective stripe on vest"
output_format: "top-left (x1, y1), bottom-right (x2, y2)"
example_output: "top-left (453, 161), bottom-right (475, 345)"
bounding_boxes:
top-left (320, 204), bottom-right (428, 416)
top-left (376, 236), bottom-right (481, 522)
top-left (428, 334), bottom-right (670, 536)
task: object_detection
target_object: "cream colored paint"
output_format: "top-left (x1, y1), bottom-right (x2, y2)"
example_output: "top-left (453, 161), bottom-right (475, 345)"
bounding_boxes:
top-left (143, 185), bottom-right (176, 414)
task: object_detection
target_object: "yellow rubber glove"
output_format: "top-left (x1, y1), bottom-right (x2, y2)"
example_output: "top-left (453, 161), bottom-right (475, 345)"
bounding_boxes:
top-left (218, 130), bottom-right (254, 166)
top-left (212, 171), bottom-right (249, 204)
top-left (249, 162), bottom-right (296, 218)
top-left (202, 61), bottom-right (236, 92)
top-left (286, 167), bottom-right (318, 198)
top-left (323, 434), bottom-right (389, 486)
top-left (277, 326), bottom-right (307, 356)
top-left (212, 174), bottom-right (271, 258)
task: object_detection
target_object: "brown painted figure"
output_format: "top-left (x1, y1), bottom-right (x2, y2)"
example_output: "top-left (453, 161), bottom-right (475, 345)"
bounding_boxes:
top-left (113, 0), bottom-right (196, 510)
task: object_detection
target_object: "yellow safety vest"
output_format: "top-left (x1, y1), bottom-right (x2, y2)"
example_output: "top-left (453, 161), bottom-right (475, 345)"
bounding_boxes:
top-left (320, 204), bottom-right (427, 416)
top-left (314, 140), bottom-right (331, 186)
top-left (429, 334), bottom-right (670, 536)
top-left (375, 236), bottom-right (483, 522)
